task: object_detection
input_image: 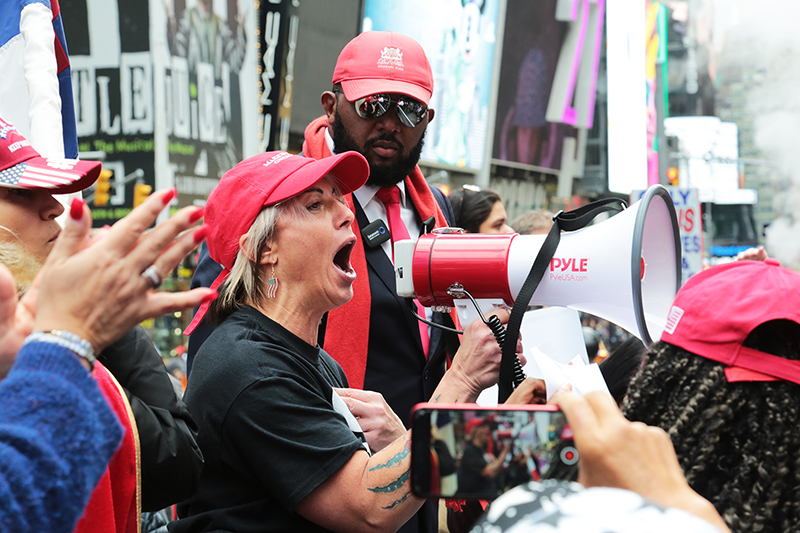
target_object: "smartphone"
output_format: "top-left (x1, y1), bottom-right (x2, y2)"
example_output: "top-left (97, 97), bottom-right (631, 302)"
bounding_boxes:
top-left (410, 403), bottom-right (578, 500)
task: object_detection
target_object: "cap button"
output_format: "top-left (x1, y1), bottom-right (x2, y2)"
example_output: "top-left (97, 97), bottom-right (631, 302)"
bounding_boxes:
top-left (765, 258), bottom-right (781, 266)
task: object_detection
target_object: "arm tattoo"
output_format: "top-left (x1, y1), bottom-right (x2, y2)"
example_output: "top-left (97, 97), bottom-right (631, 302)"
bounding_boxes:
top-left (369, 448), bottom-right (409, 471)
top-left (382, 491), bottom-right (411, 509)
top-left (368, 470), bottom-right (409, 493)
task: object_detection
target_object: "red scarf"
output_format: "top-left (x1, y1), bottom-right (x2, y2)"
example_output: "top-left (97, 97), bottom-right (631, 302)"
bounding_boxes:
top-left (74, 362), bottom-right (140, 533)
top-left (303, 116), bottom-right (460, 387)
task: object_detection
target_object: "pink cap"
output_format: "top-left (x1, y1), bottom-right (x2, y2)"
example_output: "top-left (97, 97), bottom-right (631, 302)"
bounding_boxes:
top-left (332, 31), bottom-right (434, 105)
top-left (184, 151), bottom-right (369, 335)
top-left (0, 115), bottom-right (100, 193)
top-left (661, 258), bottom-right (800, 385)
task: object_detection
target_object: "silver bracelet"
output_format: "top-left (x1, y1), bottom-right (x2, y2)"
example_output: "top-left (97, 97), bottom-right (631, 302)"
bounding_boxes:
top-left (24, 330), bottom-right (96, 370)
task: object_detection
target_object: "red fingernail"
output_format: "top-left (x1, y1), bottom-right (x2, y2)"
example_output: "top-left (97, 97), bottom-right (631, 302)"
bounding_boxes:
top-left (193, 224), bottom-right (210, 244)
top-left (102, 225), bottom-right (111, 230)
top-left (70, 198), bottom-right (85, 220)
top-left (189, 206), bottom-right (205, 224)
top-left (200, 290), bottom-right (218, 303)
top-left (162, 188), bottom-right (177, 205)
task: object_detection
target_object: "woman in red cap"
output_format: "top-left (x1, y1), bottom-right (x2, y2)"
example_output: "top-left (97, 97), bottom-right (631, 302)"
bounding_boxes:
top-left (172, 151), bottom-right (511, 533)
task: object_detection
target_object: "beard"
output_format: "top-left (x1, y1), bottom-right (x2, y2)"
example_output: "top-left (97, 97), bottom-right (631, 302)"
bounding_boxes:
top-left (332, 108), bottom-right (426, 188)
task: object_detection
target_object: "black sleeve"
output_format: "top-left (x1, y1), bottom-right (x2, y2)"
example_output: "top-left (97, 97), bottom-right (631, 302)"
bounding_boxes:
top-left (430, 185), bottom-right (456, 226)
top-left (98, 326), bottom-right (204, 511)
top-left (187, 241), bottom-right (223, 375)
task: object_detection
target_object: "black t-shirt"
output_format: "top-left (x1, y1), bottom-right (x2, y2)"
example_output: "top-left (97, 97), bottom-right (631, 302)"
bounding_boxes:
top-left (171, 307), bottom-right (369, 533)
top-left (459, 442), bottom-right (494, 495)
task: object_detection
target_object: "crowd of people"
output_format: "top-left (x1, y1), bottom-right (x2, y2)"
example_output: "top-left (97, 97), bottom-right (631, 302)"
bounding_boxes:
top-left (0, 18), bottom-right (796, 533)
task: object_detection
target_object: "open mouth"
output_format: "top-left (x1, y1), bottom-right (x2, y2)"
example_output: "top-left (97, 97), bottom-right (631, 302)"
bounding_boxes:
top-left (333, 239), bottom-right (356, 275)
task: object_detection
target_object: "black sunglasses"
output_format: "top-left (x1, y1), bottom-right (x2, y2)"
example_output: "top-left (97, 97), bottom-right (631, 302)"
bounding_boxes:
top-left (334, 89), bottom-right (428, 128)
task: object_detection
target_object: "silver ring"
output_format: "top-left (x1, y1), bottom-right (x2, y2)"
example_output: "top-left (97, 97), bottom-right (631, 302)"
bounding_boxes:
top-left (141, 264), bottom-right (163, 289)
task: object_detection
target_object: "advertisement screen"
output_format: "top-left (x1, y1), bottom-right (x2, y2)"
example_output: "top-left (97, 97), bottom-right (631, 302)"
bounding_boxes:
top-left (363, 0), bottom-right (500, 171)
top-left (491, 0), bottom-right (577, 171)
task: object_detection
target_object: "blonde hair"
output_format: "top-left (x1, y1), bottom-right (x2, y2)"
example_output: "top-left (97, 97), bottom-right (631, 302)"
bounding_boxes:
top-left (207, 176), bottom-right (345, 324)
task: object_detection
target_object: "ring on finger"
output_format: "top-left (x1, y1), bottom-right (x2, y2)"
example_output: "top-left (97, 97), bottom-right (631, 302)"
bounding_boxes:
top-left (141, 264), bottom-right (163, 289)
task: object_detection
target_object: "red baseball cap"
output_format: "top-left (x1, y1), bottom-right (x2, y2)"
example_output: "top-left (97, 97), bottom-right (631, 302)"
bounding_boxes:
top-left (0, 115), bottom-right (100, 193)
top-left (184, 151), bottom-right (369, 334)
top-left (661, 258), bottom-right (800, 385)
top-left (332, 31), bottom-right (434, 105)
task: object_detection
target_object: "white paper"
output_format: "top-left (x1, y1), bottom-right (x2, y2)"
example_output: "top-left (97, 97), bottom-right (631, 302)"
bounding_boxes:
top-left (477, 307), bottom-right (589, 406)
top-left (531, 347), bottom-right (611, 401)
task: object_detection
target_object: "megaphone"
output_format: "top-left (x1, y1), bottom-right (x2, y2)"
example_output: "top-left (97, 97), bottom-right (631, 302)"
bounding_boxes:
top-left (396, 185), bottom-right (681, 346)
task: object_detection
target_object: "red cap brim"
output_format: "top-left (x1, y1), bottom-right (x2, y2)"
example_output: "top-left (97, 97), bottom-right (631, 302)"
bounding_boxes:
top-left (0, 156), bottom-right (101, 193)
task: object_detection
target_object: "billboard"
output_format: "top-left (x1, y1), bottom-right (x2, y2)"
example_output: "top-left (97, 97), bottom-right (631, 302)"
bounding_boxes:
top-left (363, 0), bottom-right (500, 170)
top-left (66, 0), bottom-right (157, 225)
top-left (491, 0), bottom-right (578, 171)
top-left (62, 0), bottom-right (259, 223)
top-left (153, 0), bottom-right (259, 208)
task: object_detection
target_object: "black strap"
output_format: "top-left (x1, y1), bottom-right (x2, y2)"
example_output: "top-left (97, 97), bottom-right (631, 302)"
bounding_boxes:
top-left (497, 197), bottom-right (627, 402)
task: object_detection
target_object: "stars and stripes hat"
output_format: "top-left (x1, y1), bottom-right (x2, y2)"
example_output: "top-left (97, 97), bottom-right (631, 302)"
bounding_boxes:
top-left (0, 115), bottom-right (100, 193)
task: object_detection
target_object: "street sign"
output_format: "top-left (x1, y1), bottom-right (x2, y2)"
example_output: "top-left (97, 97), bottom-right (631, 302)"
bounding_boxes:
top-left (632, 186), bottom-right (702, 284)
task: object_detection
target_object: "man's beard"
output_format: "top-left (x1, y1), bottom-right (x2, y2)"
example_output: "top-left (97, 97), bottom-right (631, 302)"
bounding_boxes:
top-left (332, 108), bottom-right (425, 188)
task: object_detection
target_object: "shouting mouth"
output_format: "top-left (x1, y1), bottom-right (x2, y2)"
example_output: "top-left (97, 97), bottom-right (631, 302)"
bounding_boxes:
top-left (333, 238), bottom-right (357, 278)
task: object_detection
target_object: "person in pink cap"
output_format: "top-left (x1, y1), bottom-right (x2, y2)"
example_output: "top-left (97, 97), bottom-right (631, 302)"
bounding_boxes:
top-left (171, 151), bottom-right (510, 533)
top-left (185, 34), bottom-right (520, 531)
top-left (622, 258), bottom-right (800, 531)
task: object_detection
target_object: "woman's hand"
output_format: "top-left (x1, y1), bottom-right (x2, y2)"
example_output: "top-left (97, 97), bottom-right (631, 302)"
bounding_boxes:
top-left (448, 310), bottom-right (513, 400)
top-left (33, 190), bottom-right (216, 353)
top-left (334, 387), bottom-right (406, 452)
top-left (505, 377), bottom-right (547, 404)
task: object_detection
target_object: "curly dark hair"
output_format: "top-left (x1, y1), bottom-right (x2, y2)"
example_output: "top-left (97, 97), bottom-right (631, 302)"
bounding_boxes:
top-left (621, 320), bottom-right (800, 532)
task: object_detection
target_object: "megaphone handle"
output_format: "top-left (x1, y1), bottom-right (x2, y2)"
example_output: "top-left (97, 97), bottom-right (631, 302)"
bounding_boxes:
top-left (485, 314), bottom-right (526, 387)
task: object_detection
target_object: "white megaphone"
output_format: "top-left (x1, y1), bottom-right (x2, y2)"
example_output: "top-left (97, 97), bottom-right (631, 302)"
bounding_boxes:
top-left (395, 185), bottom-right (681, 345)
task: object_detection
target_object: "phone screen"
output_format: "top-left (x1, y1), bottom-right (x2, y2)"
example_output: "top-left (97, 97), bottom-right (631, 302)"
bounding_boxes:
top-left (410, 403), bottom-right (577, 500)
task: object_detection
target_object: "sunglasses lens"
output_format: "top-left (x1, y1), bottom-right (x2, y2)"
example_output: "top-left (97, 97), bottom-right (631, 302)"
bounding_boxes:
top-left (355, 94), bottom-right (391, 120)
top-left (354, 94), bottom-right (428, 127)
top-left (396, 98), bottom-right (427, 127)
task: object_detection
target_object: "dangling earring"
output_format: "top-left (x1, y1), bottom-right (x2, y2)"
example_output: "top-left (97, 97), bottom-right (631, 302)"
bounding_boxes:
top-left (267, 264), bottom-right (278, 298)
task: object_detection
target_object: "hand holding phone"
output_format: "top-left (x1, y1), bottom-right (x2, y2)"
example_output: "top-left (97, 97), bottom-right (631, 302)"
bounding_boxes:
top-left (410, 403), bottom-right (577, 500)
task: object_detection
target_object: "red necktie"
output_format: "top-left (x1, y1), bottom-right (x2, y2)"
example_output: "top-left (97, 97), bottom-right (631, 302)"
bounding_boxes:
top-left (376, 186), bottom-right (430, 358)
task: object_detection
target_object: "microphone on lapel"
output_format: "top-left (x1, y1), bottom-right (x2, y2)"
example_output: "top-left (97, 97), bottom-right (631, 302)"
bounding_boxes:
top-left (361, 219), bottom-right (391, 248)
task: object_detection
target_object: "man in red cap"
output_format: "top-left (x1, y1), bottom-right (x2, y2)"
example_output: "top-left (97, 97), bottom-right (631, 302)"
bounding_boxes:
top-left (187, 31), bottom-right (511, 533)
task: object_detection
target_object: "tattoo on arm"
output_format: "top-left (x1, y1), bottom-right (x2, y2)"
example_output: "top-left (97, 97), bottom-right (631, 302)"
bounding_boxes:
top-left (382, 490), bottom-right (411, 509)
top-left (368, 470), bottom-right (409, 493)
top-left (369, 447), bottom-right (409, 471)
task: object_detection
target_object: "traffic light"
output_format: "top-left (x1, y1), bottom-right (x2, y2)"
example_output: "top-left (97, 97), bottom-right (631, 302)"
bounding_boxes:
top-left (133, 183), bottom-right (152, 207)
top-left (94, 168), bottom-right (112, 206)
top-left (667, 167), bottom-right (679, 186)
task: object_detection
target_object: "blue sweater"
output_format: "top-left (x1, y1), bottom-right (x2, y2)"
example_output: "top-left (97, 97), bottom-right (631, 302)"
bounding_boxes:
top-left (0, 342), bottom-right (123, 533)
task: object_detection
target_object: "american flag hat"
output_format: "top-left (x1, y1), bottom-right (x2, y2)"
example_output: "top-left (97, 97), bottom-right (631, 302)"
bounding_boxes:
top-left (0, 115), bottom-right (100, 193)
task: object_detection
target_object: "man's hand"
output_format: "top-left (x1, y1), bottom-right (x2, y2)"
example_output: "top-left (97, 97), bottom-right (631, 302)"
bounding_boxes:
top-left (334, 388), bottom-right (406, 453)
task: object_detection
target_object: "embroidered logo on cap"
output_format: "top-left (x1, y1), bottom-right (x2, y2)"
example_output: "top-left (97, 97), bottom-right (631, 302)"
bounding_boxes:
top-left (377, 47), bottom-right (404, 70)
top-left (262, 152), bottom-right (292, 167)
top-left (664, 306), bottom-right (685, 335)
